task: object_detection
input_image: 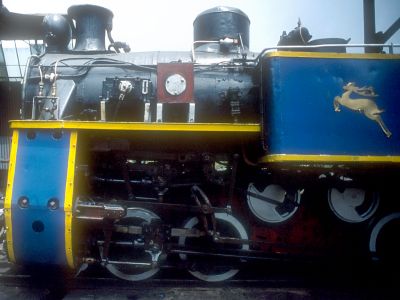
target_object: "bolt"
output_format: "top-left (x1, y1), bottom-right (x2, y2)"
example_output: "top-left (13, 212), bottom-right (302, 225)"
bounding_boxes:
top-left (48, 198), bottom-right (59, 210)
top-left (19, 197), bottom-right (29, 208)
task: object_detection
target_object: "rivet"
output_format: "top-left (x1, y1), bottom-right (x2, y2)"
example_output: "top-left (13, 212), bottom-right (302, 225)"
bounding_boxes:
top-left (18, 196), bottom-right (29, 208)
top-left (47, 198), bottom-right (59, 210)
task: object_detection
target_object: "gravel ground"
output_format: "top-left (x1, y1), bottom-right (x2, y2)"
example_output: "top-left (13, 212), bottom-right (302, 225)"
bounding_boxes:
top-left (0, 261), bottom-right (397, 299)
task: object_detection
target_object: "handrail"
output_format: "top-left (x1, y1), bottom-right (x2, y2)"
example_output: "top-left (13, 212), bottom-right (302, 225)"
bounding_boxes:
top-left (253, 43), bottom-right (400, 63)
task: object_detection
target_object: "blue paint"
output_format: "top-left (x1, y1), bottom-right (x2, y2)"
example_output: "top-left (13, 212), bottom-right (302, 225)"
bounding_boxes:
top-left (263, 56), bottom-right (400, 156)
top-left (11, 130), bottom-right (70, 266)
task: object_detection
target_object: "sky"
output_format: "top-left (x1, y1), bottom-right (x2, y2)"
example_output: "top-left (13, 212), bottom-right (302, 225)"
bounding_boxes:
top-left (2, 0), bottom-right (400, 52)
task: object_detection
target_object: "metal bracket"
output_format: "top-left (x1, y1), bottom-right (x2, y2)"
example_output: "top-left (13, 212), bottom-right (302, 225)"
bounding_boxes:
top-left (32, 95), bottom-right (59, 120)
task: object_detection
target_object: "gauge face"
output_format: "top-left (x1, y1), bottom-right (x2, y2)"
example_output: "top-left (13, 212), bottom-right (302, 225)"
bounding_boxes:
top-left (165, 74), bottom-right (186, 96)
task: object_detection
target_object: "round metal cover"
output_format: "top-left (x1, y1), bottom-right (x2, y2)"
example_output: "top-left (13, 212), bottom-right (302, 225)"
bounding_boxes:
top-left (247, 183), bottom-right (301, 224)
top-left (328, 188), bottom-right (379, 223)
top-left (165, 74), bottom-right (186, 96)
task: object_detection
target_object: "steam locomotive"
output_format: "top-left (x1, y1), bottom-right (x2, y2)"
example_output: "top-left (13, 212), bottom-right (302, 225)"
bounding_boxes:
top-left (1, 4), bottom-right (400, 281)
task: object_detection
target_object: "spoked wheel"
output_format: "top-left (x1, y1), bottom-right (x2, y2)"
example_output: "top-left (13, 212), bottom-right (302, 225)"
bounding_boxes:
top-left (0, 207), bottom-right (11, 274)
top-left (99, 208), bottom-right (161, 281)
top-left (178, 213), bottom-right (249, 282)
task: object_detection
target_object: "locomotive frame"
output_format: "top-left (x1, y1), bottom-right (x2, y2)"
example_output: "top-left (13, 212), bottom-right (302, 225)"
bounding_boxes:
top-left (1, 2), bottom-right (400, 282)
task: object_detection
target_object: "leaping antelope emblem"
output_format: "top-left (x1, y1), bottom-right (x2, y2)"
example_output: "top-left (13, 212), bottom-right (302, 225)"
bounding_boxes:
top-left (334, 82), bottom-right (392, 138)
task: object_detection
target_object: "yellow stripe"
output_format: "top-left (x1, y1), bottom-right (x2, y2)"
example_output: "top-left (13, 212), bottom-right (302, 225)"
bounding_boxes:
top-left (64, 131), bottom-right (77, 268)
top-left (10, 121), bottom-right (261, 133)
top-left (264, 51), bottom-right (400, 60)
top-left (4, 130), bottom-right (19, 263)
top-left (261, 154), bottom-right (400, 163)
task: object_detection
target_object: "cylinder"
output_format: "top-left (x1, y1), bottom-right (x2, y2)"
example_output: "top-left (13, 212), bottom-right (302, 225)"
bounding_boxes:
top-left (67, 5), bottom-right (113, 52)
top-left (193, 6), bottom-right (250, 50)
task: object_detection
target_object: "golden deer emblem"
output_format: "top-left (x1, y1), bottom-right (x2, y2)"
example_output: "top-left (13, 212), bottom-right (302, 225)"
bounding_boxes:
top-left (334, 82), bottom-right (392, 138)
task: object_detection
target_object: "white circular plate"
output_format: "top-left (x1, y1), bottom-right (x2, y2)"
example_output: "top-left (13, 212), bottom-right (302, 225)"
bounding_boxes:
top-left (328, 188), bottom-right (379, 223)
top-left (247, 183), bottom-right (301, 224)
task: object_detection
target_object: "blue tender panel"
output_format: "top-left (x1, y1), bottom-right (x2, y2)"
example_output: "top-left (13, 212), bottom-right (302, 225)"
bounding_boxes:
top-left (263, 54), bottom-right (400, 156)
top-left (11, 130), bottom-right (70, 265)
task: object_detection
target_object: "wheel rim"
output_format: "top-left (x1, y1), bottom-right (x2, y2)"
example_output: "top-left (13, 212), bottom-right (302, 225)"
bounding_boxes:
top-left (100, 208), bottom-right (161, 281)
top-left (369, 212), bottom-right (400, 262)
top-left (179, 213), bottom-right (249, 282)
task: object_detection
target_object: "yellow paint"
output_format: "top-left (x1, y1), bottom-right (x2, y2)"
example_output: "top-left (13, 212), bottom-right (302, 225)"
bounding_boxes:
top-left (265, 51), bottom-right (400, 60)
top-left (261, 154), bottom-right (400, 163)
top-left (10, 121), bottom-right (261, 133)
top-left (64, 131), bottom-right (77, 268)
top-left (4, 130), bottom-right (19, 263)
